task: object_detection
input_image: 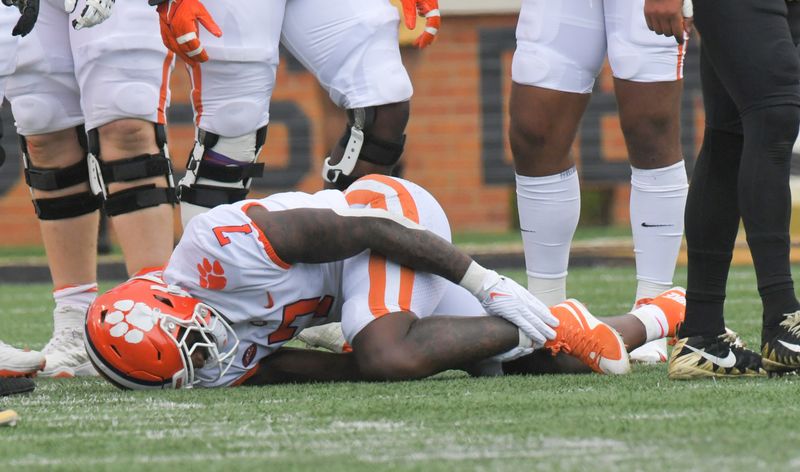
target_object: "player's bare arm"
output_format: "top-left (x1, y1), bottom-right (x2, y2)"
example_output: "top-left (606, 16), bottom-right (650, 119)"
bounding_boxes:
top-left (248, 205), bottom-right (469, 283)
top-left (247, 204), bottom-right (559, 345)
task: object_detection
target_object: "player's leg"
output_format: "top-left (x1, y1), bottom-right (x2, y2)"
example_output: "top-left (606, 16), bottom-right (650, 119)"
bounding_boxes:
top-left (6, 2), bottom-right (102, 377)
top-left (281, 0), bottom-right (412, 189)
top-left (337, 177), bottom-right (520, 378)
top-left (0, 9), bottom-right (47, 378)
top-left (605, 0), bottom-right (689, 362)
top-left (176, 0), bottom-right (284, 226)
top-left (668, 44), bottom-right (765, 379)
top-left (510, 0), bottom-right (607, 306)
top-left (687, 0), bottom-right (800, 373)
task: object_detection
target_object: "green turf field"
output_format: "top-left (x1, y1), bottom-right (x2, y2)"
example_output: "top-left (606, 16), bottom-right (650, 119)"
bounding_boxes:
top-left (1, 266), bottom-right (797, 471)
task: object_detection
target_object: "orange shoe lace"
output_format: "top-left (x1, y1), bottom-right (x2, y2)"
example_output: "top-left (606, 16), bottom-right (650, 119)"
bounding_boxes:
top-left (547, 324), bottom-right (603, 373)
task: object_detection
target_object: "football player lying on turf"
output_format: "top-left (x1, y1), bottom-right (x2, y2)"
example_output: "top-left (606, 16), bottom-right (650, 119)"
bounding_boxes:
top-left (84, 175), bottom-right (685, 389)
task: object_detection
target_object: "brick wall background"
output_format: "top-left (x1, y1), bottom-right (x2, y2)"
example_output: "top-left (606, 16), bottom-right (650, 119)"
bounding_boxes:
top-left (0, 13), bottom-right (707, 246)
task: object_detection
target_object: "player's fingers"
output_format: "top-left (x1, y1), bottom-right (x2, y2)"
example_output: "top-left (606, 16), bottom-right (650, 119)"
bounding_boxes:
top-left (513, 315), bottom-right (544, 346)
top-left (196, 3), bottom-right (222, 37)
top-left (415, 8), bottom-right (440, 48)
top-left (11, 2), bottom-right (38, 37)
top-left (670, 16), bottom-right (684, 44)
top-left (644, 12), bottom-right (655, 32)
top-left (413, 32), bottom-right (435, 49)
top-left (401, 0), bottom-right (417, 30)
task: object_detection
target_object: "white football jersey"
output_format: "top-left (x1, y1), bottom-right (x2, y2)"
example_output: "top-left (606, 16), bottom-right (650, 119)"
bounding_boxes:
top-left (164, 189), bottom-right (350, 387)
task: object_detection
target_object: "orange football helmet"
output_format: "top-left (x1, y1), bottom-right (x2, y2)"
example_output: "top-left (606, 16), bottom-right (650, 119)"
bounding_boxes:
top-left (85, 273), bottom-right (239, 389)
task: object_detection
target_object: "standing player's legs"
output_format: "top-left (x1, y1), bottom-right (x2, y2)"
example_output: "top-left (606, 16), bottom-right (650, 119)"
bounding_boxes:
top-left (671, 0), bottom-right (800, 377)
top-left (6, 0), bottom-right (175, 377)
top-left (7, 2), bottom-right (101, 378)
top-left (0, 7), bottom-right (46, 378)
top-left (176, 0), bottom-right (284, 227)
top-left (510, 0), bottom-right (606, 306)
top-left (281, 0), bottom-right (413, 190)
top-left (667, 44), bottom-right (764, 379)
top-left (605, 0), bottom-right (689, 362)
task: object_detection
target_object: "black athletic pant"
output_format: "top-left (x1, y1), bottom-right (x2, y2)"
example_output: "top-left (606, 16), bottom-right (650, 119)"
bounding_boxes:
top-left (680, 0), bottom-right (800, 338)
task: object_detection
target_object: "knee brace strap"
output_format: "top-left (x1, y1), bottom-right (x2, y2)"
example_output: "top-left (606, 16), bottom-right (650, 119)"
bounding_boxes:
top-left (20, 127), bottom-right (91, 191)
top-left (193, 159), bottom-right (264, 183)
top-left (24, 159), bottom-right (89, 191)
top-left (87, 125), bottom-right (176, 217)
top-left (179, 184), bottom-right (249, 208)
top-left (178, 127), bottom-right (267, 209)
top-left (336, 127), bottom-right (405, 167)
top-left (103, 184), bottom-right (176, 217)
top-left (33, 191), bottom-right (101, 220)
top-left (20, 127), bottom-right (100, 220)
top-left (322, 107), bottom-right (405, 187)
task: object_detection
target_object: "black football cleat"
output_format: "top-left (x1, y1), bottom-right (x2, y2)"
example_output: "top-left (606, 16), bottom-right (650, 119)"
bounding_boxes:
top-left (668, 331), bottom-right (766, 379)
top-left (761, 311), bottom-right (800, 373)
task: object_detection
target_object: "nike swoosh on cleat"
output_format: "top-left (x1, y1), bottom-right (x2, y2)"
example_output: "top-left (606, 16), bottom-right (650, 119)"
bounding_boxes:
top-left (641, 222), bottom-right (673, 228)
top-left (520, 228), bottom-right (536, 233)
top-left (684, 344), bottom-right (737, 368)
top-left (778, 340), bottom-right (800, 353)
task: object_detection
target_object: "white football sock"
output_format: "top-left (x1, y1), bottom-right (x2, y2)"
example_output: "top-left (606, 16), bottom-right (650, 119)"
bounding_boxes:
top-left (52, 283), bottom-right (98, 332)
top-left (516, 168), bottom-right (580, 306)
top-left (630, 304), bottom-right (670, 343)
top-left (630, 161), bottom-right (688, 301)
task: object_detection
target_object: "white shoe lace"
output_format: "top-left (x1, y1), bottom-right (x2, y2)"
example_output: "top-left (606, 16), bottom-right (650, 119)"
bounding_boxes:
top-left (720, 328), bottom-right (746, 349)
top-left (779, 311), bottom-right (800, 336)
top-left (42, 328), bottom-right (84, 358)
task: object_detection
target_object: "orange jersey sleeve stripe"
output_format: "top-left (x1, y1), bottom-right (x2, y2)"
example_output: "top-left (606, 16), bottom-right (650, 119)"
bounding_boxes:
top-left (240, 202), bottom-right (292, 270)
top-left (157, 51), bottom-right (174, 124)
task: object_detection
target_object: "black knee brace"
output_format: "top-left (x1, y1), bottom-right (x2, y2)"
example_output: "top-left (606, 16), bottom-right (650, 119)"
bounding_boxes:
top-left (21, 126), bottom-right (102, 220)
top-left (322, 107), bottom-right (405, 190)
top-left (177, 127), bottom-right (267, 209)
top-left (87, 124), bottom-right (177, 217)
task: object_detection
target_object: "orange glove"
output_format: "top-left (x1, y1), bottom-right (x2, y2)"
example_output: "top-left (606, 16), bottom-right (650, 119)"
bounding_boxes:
top-left (400, 0), bottom-right (440, 49)
top-left (156, 0), bottom-right (222, 66)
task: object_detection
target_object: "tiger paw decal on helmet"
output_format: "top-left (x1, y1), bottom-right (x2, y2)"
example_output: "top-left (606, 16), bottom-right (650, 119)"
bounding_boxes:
top-left (198, 258), bottom-right (227, 290)
top-left (105, 299), bottom-right (159, 345)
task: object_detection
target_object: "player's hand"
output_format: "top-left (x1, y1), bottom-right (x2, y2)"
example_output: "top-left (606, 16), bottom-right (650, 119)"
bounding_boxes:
top-left (472, 270), bottom-right (558, 346)
top-left (643, 0), bottom-right (689, 45)
top-left (156, 0), bottom-right (222, 66)
top-left (64, 0), bottom-right (114, 30)
top-left (2, 0), bottom-right (39, 37)
top-left (400, 0), bottom-right (440, 49)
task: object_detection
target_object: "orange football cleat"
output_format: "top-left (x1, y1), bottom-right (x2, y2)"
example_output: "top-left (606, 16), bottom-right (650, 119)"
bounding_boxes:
top-left (545, 300), bottom-right (630, 375)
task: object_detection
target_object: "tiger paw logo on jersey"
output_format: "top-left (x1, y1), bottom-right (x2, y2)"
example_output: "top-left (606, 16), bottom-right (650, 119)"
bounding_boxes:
top-left (105, 299), bottom-right (158, 345)
top-left (198, 258), bottom-right (227, 290)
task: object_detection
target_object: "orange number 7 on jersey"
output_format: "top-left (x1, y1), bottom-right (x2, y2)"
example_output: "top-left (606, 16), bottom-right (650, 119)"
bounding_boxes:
top-left (268, 296), bottom-right (335, 344)
top-left (213, 224), bottom-right (253, 246)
